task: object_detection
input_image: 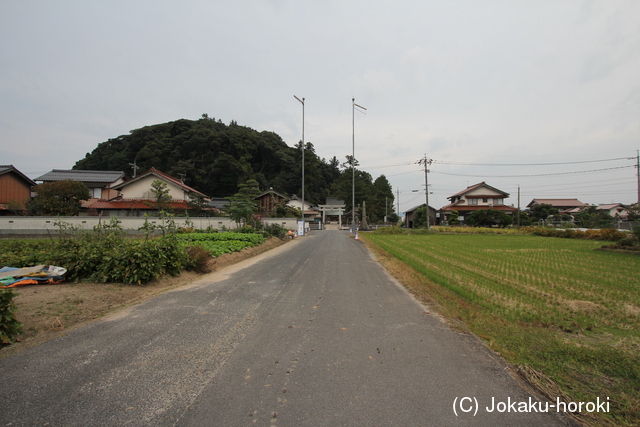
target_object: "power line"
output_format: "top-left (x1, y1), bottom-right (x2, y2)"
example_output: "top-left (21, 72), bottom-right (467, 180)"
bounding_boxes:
top-left (365, 156), bottom-right (633, 169)
top-left (431, 165), bottom-right (634, 178)
top-left (363, 161), bottom-right (415, 169)
top-left (437, 156), bottom-right (632, 167)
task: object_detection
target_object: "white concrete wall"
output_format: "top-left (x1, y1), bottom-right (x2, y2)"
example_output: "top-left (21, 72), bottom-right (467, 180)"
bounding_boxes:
top-left (0, 216), bottom-right (299, 236)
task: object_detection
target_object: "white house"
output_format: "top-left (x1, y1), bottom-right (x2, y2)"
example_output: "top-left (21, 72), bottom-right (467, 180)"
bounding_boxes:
top-left (287, 195), bottom-right (319, 222)
top-left (438, 182), bottom-right (518, 225)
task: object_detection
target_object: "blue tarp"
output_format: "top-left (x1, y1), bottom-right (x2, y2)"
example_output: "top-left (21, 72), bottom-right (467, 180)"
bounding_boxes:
top-left (0, 265), bottom-right (67, 288)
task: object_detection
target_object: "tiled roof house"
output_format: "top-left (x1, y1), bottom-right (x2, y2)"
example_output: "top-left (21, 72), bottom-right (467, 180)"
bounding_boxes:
top-left (438, 182), bottom-right (518, 225)
top-left (87, 168), bottom-right (210, 216)
top-left (34, 169), bottom-right (125, 206)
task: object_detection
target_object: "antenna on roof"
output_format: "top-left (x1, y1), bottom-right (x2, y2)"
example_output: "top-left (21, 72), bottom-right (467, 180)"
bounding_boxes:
top-left (129, 160), bottom-right (140, 177)
top-left (178, 173), bottom-right (186, 183)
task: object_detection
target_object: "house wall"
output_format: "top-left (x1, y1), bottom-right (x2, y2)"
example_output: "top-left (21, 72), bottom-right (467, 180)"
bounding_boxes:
top-left (459, 186), bottom-right (506, 207)
top-left (102, 188), bottom-right (120, 199)
top-left (100, 177), bottom-right (124, 199)
top-left (0, 173), bottom-right (32, 205)
top-left (120, 176), bottom-right (187, 200)
top-left (287, 199), bottom-right (312, 211)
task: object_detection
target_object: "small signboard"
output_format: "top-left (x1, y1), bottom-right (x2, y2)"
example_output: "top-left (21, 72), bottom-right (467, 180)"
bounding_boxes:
top-left (297, 220), bottom-right (305, 236)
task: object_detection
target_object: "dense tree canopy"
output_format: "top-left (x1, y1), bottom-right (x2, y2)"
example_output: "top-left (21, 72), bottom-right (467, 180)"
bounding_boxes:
top-left (27, 180), bottom-right (91, 216)
top-left (74, 116), bottom-right (398, 221)
top-left (529, 203), bottom-right (559, 221)
top-left (574, 206), bottom-right (614, 228)
top-left (466, 209), bottom-right (512, 227)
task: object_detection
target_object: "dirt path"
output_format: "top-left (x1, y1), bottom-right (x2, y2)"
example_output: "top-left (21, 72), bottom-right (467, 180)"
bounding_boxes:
top-left (1, 237), bottom-right (287, 359)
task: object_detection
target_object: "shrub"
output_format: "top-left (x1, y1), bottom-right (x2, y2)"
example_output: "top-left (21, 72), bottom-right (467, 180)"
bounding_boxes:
top-left (632, 223), bottom-right (640, 242)
top-left (526, 227), bottom-right (628, 242)
top-left (616, 237), bottom-right (638, 247)
top-left (0, 228), bottom-right (191, 285)
top-left (374, 226), bottom-right (404, 235)
top-left (263, 223), bottom-right (286, 239)
top-left (186, 246), bottom-right (213, 274)
top-left (0, 289), bottom-right (23, 345)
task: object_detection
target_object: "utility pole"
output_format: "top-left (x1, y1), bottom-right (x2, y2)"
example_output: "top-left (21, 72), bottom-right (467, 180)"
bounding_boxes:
top-left (418, 155), bottom-right (433, 229)
top-left (129, 160), bottom-right (139, 178)
top-left (636, 150), bottom-right (639, 205)
top-left (385, 196), bottom-right (388, 224)
top-left (517, 185), bottom-right (521, 227)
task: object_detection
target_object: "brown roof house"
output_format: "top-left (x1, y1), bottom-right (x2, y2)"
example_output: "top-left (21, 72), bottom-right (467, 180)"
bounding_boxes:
top-left (438, 182), bottom-right (518, 225)
top-left (88, 168), bottom-right (210, 216)
top-left (0, 165), bottom-right (36, 215)
top-left (596, 203), bottom-right (629, 220)
top-left (526, 198), bottom-right (588, 214)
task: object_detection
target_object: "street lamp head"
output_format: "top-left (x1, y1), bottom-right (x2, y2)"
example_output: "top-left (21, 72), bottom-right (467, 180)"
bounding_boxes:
top-left (294, 95), bottom-right (304, 104)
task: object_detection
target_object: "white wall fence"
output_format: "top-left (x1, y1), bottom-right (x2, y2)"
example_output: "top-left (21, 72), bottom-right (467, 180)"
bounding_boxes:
top-left (0, 216), bottom-right (300, 237)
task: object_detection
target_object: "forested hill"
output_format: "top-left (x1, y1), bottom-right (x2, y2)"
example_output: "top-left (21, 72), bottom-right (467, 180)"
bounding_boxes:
top-left (73, 116), bottom-right (341, 203)
top-left (74, 116), bottom-right (396, 221)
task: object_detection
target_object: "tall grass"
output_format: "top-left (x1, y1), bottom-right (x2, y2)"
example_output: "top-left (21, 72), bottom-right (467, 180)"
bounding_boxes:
top-left (362, 233), bottom-right (640, 426)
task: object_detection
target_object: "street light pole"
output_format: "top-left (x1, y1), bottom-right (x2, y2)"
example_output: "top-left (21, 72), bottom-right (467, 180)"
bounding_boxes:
top-left (352, 98), bottom-right (366, 232)
top-left (294, 95), bottom-right (305, 236)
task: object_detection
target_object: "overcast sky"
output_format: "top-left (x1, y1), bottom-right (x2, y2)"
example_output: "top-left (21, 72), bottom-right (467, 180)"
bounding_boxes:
top-left (1, 0), bottom-right (639, 212)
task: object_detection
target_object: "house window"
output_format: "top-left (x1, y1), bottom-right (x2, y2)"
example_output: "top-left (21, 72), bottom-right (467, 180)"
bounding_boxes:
top-left (483, 198), bottom-right (489, 203)
top-left (494, 198), bottom-right (503, 205)
top-left (468, 198), bottom-right (478, 205)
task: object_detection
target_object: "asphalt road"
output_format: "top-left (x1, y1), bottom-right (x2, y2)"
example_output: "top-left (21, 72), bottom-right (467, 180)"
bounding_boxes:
top-left (0, 231), bottom-right (571, 426)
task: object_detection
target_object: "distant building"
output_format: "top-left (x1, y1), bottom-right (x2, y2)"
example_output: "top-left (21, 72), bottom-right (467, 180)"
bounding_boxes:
top-left (405, 203), bottom-right (437, 228)
top-left (255, 189), bottom-right (289, 217)
top-left (87, 168), bottom-right (210, 216)
top-left (288, 195), bottom-right (319, 222)
top-left (34, 169), bottom-right (125, 207)
top-left (0, 165), bottom-right (36, 215)
top-left (597, 203), bottom-right (628, 219)
top-left (526, 198), bottom-right (588, 214)
top-left (439, 182), bottom-right (517, 225)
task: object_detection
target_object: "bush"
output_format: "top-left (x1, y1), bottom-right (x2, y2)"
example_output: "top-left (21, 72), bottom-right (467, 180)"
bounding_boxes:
top-left (0, 289), bottom-right (23, 345)
top-left (186, 246), bottom-right (213, 274)
top-left (616, 237), bottom-right (637, 247)
top-left (0, 228), bottom-right (191, 285)
top-left (263, 223), bottom-right (286, 239)
top-left (526, 227), bottom-right (629, 242)
top-left (374, 226), bottom-right (404, 235)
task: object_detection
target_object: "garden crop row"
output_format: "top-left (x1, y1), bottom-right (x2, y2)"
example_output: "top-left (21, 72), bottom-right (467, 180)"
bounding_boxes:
top-left (175, 232), bottom-right (265, 245)
top-left (174, 232), bottom-right (265, 257)
top-left (362, 233), bottom-right (640, 426)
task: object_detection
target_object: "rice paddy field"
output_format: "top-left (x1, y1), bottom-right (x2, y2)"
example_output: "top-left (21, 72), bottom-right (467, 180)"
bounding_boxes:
top-left (362, 233), bottom-right (639, 426)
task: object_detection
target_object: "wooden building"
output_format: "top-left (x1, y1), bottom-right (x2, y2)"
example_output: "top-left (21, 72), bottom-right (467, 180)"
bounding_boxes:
top-left (0, 165), bottom-right (36, 215)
